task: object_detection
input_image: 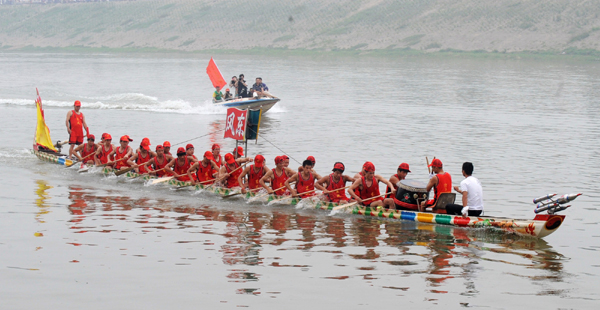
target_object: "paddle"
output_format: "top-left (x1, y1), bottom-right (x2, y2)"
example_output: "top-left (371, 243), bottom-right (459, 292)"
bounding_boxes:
top-left (67, 151), bottom-right (95, 167)
top-left (150, 176), bottom-right (174, 185)
top-left (269, 188), bottom-right (319, 203)
top-left (222, 187), bottom-right (262, 199)
top-left (131, 167), bottom-right (166, 179)
top-left (97, 156), bottom-right (128, 168)
top-left (114, 166), bottom-right (136, 176)
top-left (426, 156), bottom-right (431, 174)
top-left (331, 192), bottom-right (391, 211)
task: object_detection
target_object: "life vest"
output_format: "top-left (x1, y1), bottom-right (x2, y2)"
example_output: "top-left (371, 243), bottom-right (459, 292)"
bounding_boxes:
top-left (385, 173), bottom-right (399, 198)
top-left (427, 172), bottom-right (452, 206)
top-left (98, 144), bottom-right (114, 164)
top-left (271, 168), bottom-right (288, 196)
top-left (296, 172), bottom-right (315, 198)
top-left (225, 162), bottom-right (242, 188)
top-left (327, 174), bottom-right (348, 202)
top-left (196, 161), bottom-right (215, 184)
top-left (135, 151), bottom-right (152, 174)
top-left (114, 146), bottom-right (130, 169)
top-left (248, 165), bottom-right (264, 190)
top-left (69, 110), bottom-right (84, 134)
top-left (152, 155), bottom-right (169, 177)
top-left (359, 176), bottom-right (383, 206)
top-left (80, 143), bottom-right (96, 162)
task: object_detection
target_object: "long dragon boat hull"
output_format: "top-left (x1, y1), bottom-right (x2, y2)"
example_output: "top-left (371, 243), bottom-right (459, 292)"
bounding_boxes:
top-left (35, 149), bottom-right (566, 238)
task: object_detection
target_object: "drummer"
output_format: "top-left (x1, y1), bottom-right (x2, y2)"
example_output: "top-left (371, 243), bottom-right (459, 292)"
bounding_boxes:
top-left (419, 158), bottom-right (452, 212)
top-left (386, 163), bottom-right (411, 198)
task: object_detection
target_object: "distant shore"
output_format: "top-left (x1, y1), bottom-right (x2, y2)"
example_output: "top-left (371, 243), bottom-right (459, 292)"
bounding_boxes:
top-left (2, 0), bottom-right (600, 61)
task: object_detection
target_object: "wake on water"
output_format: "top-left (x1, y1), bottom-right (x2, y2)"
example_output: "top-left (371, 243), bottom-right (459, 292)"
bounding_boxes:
top-left (0, 93), bottom-right (286, 115)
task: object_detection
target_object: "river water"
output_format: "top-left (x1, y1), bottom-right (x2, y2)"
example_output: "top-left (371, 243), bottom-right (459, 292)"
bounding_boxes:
top-left (1, 52), bottom-right (599, 309)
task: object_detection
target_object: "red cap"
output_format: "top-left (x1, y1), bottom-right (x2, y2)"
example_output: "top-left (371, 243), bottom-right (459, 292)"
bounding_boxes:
top-left (141, 140), bottom-right (150, 151)
top-left (212, 143), bottom-right (220, 150)
top-left (204, 151), bottom-right (214, 160)
top-left (274, 156), bottom-right (283, 164)
top-left (307, 156), bottom-right (315, 164)
top-left (156, 145), bottom-right (163, 151)
top-left (428, 158), bottom-right (443, 168)
top-left (74, 100), bottom-right (81, 106)
top-left (282, 155), bottom-right (289, 160)
top-left (254, 154), bottom-right (265, 167)
top-left (226, 88), bottom-right (230, 91)
top-left (102, 133), bottom-right (112, 140)
top-left (120, 135), bottom-right (133, 142)
top-left (176, 147), bottom-right (186, 156)
top-left (332, 162), bottom-right (345, 172)
top-left (398, 163), bottom-right (411, 172)
top-left (234, 146), bottom-right (244, 156)
top-left (186, 143), bottom-right (194, 150)
top-left (87, 134), bottom-right (95, 140)
top-left (363, 161), bottom-right (375, 172)
top-left (163, 141), bottom-right (171, 147)
top-left (225, 153), bottom-right (235, 164)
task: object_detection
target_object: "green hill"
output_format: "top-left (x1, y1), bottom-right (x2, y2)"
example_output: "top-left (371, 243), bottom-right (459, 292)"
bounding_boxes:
top-left (1, 0), bottom-right (599, 56)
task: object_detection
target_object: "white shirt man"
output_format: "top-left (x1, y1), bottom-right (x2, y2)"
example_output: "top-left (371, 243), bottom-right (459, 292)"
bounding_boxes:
top-left (446, 162), bottom-right (484, 217)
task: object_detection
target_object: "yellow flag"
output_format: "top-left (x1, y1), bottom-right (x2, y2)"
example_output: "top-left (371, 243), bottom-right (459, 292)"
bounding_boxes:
top-left (34, 89), bottom-right (57, 152)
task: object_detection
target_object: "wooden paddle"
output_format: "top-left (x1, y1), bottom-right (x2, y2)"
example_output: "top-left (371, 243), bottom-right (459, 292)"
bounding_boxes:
top-left (67, 152), bottom-right (95, 167)
top-left (251, 181), bottom-right (297, 200)
top-left (269, 188), bottom-right (320, 203)
top-left (178, 163), bottom-right (247, 190)
top-left (331, 192), bottom-right (391, 211)
top-left (222, 187), bottom-right (262, 199)
top-left (131, 167), bottom-right (166, 179)
top-left (150, 176), bottom-right (174, 185)
top-left (97, 156), bottom-right (127, 168)
top-left (426, 156), bottom-right (431, 174)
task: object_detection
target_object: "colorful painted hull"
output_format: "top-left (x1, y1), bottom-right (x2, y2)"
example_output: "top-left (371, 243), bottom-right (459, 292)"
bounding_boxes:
top-left (36, 150), bottom-right (565, 238)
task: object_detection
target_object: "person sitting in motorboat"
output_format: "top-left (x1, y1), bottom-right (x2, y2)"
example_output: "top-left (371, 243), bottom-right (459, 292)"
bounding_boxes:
top-left (446, 162), bottom-right (484, 217)
top-left (213, 86), bottom-right (224, 103)
top-left (229, 76), bottom-right (237, 97)
top-left (236, 74), bottom-right (249, 98)
top-left (251, 77), bottom-right (277, 99)
top-left (224, 88), bottom-right (233, 100)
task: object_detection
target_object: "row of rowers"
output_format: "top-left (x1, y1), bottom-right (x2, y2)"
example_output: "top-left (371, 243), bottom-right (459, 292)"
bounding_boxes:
top-left (74, 133), bottom-right (447, 210)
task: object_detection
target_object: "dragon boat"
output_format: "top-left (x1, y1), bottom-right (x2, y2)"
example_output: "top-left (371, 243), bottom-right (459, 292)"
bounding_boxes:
top-left (32, 90), bottom-right (580, 239)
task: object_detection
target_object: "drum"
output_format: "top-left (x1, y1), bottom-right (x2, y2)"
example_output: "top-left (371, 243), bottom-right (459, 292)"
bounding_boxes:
top-left (394, 179), bottom-right (429, 210)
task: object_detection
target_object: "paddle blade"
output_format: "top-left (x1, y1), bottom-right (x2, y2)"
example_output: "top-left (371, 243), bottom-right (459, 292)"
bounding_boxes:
top-left (115, 167), bottom-right (134, 176)
top-left (150, 176), bottom-right (173, 185)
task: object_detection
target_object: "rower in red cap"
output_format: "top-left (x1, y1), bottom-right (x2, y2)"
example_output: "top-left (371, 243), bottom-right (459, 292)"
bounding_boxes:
top-left (297, 155), bottom-right (321, 178)
top-left (231, 146), bottom-right (254, 164)
top-left (127, 138), bottom-right (154, 174)
top-left (286, 159), bottom-right (320, 198)
top-left (386, 163), bottom-right (411, 198)
top-left (186, 144), bottom-right (197, 160)
top-left (348, 162), bottom-right (396, 209)
top-left (260, 156), bottom-right (294, 196)
top-left (211, 143), bottom-right (222, 176)
top-left (187, 151), bottom-right (220, 185)
top-left (218, 153), bottom-right (251, 188)
top-left (94, 133), bottom-right (115, 166)
top-left (143, 145), bottom-right (171, 177)
top-left (238, 154), bottom-right (269, 194)
top-left (165, 147), bottom-right (198, 181)
top-left (73, 134), bottom-right (97, 165)
top-left (316, 162), bottom-right (356, 203)
top-left (106, 135), bottom-right (133, 170)
top-left (66, 100), bottom-right (90, 160)
top-left (163, 141), bottom-right (172, 159)
top-left (419, 158), bottom-right (452, 212)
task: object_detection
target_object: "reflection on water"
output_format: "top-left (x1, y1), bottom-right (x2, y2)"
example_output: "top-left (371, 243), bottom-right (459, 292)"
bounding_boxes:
top-left (54, 185), bottom-right (567, 298)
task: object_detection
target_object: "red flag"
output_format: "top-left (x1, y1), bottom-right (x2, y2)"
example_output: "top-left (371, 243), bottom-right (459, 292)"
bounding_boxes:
top-left (206, 57), bottom-right (227, 90)
top-left (223, 108), bottom-right (248, 141)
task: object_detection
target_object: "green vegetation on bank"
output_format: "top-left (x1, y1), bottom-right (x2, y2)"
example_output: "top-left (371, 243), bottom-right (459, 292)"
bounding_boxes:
top-left (1, 0), bottom-right (599, 59)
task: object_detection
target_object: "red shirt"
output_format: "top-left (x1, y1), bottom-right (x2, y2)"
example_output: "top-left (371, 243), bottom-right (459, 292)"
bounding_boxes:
top-left (271, 168), bottom-right (288, 196)
top-left (135, 151), bottom-right (152, 174)
top-left (114, 146), bottom-right (131, 169)
top-left (248, 165), bottom-right (265, 190)
top-left (80, 143), bottom-right (96, 161)
top-left (296, 172), bottom-right (315, 198)
top-left (196, 161), bottom-right (215, 183)
top-left (359, 176), bottom-right (383, 205)
top-left (98, 144), bottom-right (114, 164)
top-left (69, 110), bottom-right (84, 134)
top-left (225, 162), bottom-right (242, 188)
top-left (326, 174), bottom-right (349, 202)
top-left (152, 155), bottom-right (170, 177)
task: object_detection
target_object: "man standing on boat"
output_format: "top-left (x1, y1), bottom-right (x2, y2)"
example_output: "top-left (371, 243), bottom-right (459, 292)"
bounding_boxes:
top-left (446, 162), bottom-right (484, 217)
top-left (348, 162), bottom-right (396, 209)
top-left (316, 162), bottom-right (356, 203)
top-left (419, 158), bottom-right (452, 212)
top-left (236, 74), bottom-right (248, 98)
top-left (386, 163), bottom-right (411, 198)
top-left (65, 100), bottom-right (89, 160)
